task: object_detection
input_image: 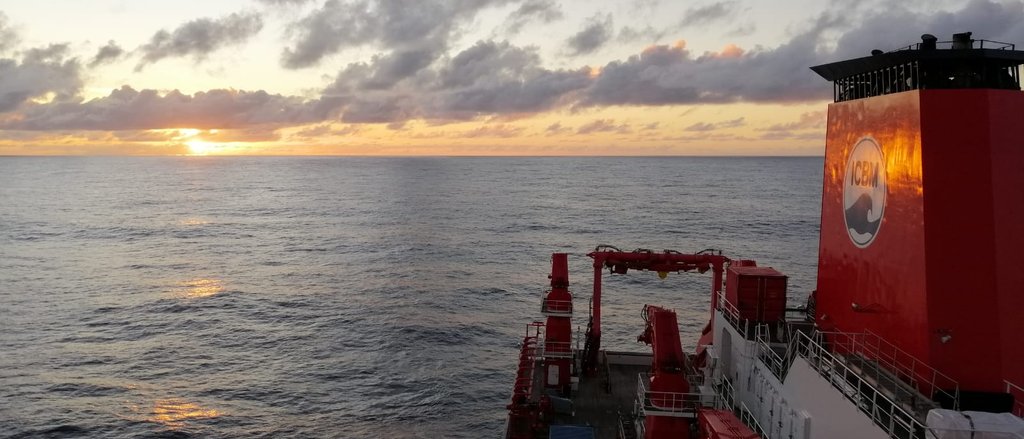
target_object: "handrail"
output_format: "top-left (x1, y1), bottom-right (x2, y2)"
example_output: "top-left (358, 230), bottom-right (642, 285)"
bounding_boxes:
top-left (755, 324), bottom-right (788, 380)
top-left (717, 291), bottom-right (753, 339)
top-left (715, 377), bottom-right (737, 410)
top-left (539, 340), bottom-right (573, 359)
top-left (541, 297), bottom-right (573, 315)
top-left (895, 38), bottom-right (1016, 51)
top-left (509, 323), bottom-right (543, 405)
top-left (821, 330), bottom-right (959, 410)
top-left (738, 401), bottom-right (771, 439)
top-left (794, 331), bottom-right (923, 438)
top-left (635, 374), bottom-right (714, 418)
top-left (1006, 381), bottom-right (1024, 417)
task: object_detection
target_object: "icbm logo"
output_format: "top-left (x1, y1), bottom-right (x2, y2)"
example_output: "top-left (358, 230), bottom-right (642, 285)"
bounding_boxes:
top-left (843, 137), bottom-right (886, 248)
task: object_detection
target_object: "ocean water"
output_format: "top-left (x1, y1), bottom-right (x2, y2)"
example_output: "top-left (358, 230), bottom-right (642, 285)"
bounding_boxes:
top-left (0, 157), bottom-right (823, 438)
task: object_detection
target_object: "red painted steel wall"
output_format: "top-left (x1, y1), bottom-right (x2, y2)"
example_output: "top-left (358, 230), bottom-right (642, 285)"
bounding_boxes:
top-left (987, 91), bottom-right (1024, 388)
top-left (817, 88), bottom-right (1024, 393)
top-left (919, 89), bottom-right (1024, 390)
top-left (817, 90), bottom-right (929, 363)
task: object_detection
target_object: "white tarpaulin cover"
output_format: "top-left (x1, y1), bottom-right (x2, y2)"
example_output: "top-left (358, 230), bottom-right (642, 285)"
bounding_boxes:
top-left (926, 409), bottom-right (1024, 439)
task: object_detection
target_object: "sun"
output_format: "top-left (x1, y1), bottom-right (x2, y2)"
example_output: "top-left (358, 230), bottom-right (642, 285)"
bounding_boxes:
top-left (186, 139), bottom-right (217, 155)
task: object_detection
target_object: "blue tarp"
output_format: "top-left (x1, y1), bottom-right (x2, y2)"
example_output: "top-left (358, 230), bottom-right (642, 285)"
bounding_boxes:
top-left (548, 425), bottom-right (595, 439)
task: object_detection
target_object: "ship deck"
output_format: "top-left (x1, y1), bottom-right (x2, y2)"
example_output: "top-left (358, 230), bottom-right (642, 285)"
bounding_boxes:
top-left (544, 351), bottom-right (652, 439)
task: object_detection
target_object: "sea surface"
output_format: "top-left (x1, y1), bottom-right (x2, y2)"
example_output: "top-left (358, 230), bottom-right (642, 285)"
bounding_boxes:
top-left (0, 157), bottom-right (823, 438)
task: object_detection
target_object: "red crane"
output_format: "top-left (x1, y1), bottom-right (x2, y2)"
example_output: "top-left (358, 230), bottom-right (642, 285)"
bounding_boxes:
top-left (637, 304), bottom-right (693, 438)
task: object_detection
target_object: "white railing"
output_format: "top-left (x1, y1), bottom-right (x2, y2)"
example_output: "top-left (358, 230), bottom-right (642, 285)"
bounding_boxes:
top-left (635, 374), bottom-right (715, 418)
top-left (539, 340), bottom-right (573, 359)
top-left (823, 330), bottom-right (959, 410)
top-left (541, 297), bottom-right (573, 316)
top-left (716, 377), bottom-right (737, 410)
top-left (738, 401), bottom-right (771, 439)
top-left (717, 291), bottom-right (755, 339)
top-left (1007, 381), bottom-right (1024, 418)
top-left (755, 324), bottom-right (789, 380)
top-left (795, 331), bottom-right (923, 439)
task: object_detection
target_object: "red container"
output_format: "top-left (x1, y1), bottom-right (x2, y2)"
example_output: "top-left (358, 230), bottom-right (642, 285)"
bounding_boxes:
top-left (725, 266), bottom-right (787, 322)
top-left (697, 409), bottom-right (760, 439)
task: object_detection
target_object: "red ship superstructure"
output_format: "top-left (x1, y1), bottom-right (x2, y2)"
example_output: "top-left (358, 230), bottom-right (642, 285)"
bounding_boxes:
top-left (505, 32), bottom-right (1024, 439)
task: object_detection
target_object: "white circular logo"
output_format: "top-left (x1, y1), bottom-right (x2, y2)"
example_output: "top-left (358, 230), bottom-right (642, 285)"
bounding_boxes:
top-left (843, 137), bottom-right (886, 248)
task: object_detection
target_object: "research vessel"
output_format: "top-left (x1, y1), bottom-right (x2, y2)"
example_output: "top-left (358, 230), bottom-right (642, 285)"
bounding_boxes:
top-left (505, 32), bottom-right (1024, 439)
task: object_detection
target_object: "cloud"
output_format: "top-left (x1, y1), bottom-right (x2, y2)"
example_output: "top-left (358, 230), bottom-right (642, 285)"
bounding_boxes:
top-left (323, 40), bottom-right (592, 123)
top-left (618, 26), bottom-right (670, 44)
top-left (1, 86), bottom-right (335, 130)
top-left (679, 1), bottom-right (737, 28)
top-left (89, 41), bottom-right (124, 67)
top-left (576, 118), bottom-right (631, 134)
top-left (280, 0), bottom-right (510, 69)
top-left (0, 12), bottom-right (19, 53)
top-left (582, 1), bottom-right (1024, 107)
top-left (332, 47), bottom-right (441, 91)
top-left (201, 127), bottom-right (281, 142)
top-left (827, 0), bottom-right (1024, 60)
top-left (459, 123), bottom-right (525, 137)
top-left (0, 44), bottom-right (82, 113)
top-left (583, 36), bottom-right (827, 105)
top-left (137, 12), bottom-right (264, 69)
top-left (759, 111), bottom-right (825, 132)
top-left (545, 122), bottom-right (571, 135)
top-left (566, 13), bottom-right (613, 56)
top-left (757, 110), bottom-right (825, 140)
top-left (290, 123), bottom-right (362, 139)
top-left (255, 0), bottom-right (313, 5)
top-left (501, 0), bottom-right (563, 35)
top-left (684, 117), bottom-right (745, 132)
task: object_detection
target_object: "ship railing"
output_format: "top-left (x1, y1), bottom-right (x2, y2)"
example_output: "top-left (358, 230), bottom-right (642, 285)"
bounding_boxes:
top-left (895, 38), bottom-right (1016, 52)
top-left (509, 322), bottom-right (544, 405)
top-left (540, 297), bottom-right (573, 317)
top-left (635, 373), bottom-right (718, 419)
top-left (755, 324), bottom-right (789, 380)
top-left (717, 291), bottom-right (755, 340)
top-left (821, 330), bottom-right (960, 410)
top-left (538, 340), bottom-right (573, 359)
top-left (635, 414), bottom-right (646, 438)
top-left (716, 377), bottom-right (737, 410)
top-left (1006, 380), bottom-right (1024, 418)
top-left (794, 331), bottom-right (924, 438)
top-left (738, 401), bottom-right (771, 439)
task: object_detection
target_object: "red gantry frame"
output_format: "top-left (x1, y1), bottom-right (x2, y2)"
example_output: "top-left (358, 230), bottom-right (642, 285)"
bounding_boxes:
top-left (581, 246), bottom-right (730, 374)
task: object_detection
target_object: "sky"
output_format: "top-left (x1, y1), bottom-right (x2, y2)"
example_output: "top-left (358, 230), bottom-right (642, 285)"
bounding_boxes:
top-left (0, 0), bottom-right (1022, 156)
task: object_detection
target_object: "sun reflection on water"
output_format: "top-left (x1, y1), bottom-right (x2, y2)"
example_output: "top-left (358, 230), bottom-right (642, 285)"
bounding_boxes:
top-left (178, 218), bottom-right (209, 226)
top-left (179, 279), bottom-right (224, 299)
top-left (149, 398), bottom-right (222, 428)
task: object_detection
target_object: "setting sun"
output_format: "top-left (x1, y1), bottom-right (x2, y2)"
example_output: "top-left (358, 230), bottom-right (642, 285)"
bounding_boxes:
top-left (186, 139), bottom-right (217, 155)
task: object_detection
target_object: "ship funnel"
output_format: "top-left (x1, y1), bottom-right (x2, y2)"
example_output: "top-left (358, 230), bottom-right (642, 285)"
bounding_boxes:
top-left (952, 31), bottom-right (973, 49)
top-left (921, 33), bottom-right (938, 50)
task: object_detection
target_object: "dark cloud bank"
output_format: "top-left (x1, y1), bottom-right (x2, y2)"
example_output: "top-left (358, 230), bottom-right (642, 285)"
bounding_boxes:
top-left (2, 0), bottom-right (1024, 133)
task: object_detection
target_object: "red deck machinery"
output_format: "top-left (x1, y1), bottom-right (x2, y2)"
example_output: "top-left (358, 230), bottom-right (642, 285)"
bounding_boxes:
top-left (543, 254), bottom-right (573, 394)
top-left (637, 304), bottom-right (693, 439)
top-left (582, 247), bottom-right (730, 374)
